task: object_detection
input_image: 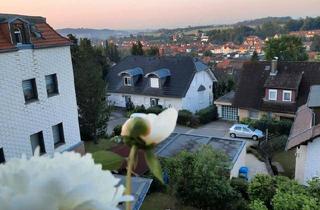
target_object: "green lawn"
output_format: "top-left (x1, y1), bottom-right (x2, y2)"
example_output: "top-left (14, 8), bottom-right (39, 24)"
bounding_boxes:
top-left (92, 151), bottom-right (124, 170)
top-left (141, 192), bottom-right (199, 210)
top-left (85, 139), bottom-right (123, 171)
top-left (272, 149), bottom-right (295, 178)
top-left (84, 138), bottom-right (116, 153)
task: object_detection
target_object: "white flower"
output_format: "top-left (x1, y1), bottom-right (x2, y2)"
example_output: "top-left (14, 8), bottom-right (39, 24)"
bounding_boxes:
top-left (121, 108), bottom-right (178, 145)
top-left (0, 151), bottom-right (132, 210)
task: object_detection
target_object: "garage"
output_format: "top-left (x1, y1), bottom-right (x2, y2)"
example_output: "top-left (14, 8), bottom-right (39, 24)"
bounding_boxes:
top-left (214, 91), bottom-right (239, 121)
top-left (221, 105), bottom-right (238, 121)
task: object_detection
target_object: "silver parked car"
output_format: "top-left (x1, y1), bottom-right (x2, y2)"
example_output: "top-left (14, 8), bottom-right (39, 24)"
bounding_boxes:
top-left (229, 124), bottom-right (264, 140)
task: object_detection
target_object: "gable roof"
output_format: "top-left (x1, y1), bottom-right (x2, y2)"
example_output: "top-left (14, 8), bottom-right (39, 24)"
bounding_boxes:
top-left (286, 104), bottom-right (320, 150)
top-left (0, 13), bottom-right (71, 53)
top-left (233, 61), bottom-right (320, 114)
top-left (107, 56), bottom-right (212, 98)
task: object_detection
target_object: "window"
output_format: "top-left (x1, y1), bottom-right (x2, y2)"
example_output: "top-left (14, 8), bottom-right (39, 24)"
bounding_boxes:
top-left (268, 89), bottom-right (277, 101)
top-left (283, 90), bottom-right (292, 102)
top-left (234, 126), bottom-right (242, 131)
top-left (150, 78), bottom-right (160, 88)
top-left (150, 98), bottom-right (159, 107)
top-left (124, 77), bottom-right (132, 86)
top-left (249, 110), bottom-right (259, 119)
top-left (14, 28), bottom-right (22, 44)
top-left (243, 128), bottom-right (250, 133)
top-left (52, 123), bottom-right (65, 148)
top-left (0, 148), bottom-right (5, 164)
top-left (45, 74), bottom-right (59, 96)
top-left (22, 78), bottom-right (38, 102)
top-left (30, 132), bottom-right (46, 155)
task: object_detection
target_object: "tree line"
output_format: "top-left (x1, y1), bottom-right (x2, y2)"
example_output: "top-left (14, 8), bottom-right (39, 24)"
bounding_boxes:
top-left (207, 16), bottom-right (320, 44)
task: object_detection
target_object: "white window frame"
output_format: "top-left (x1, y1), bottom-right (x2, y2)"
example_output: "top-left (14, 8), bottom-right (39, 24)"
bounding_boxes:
top-left (14, 28), bottom-right (22, 44)
top-left (268, 89), bottom-right (277, 101)
top-left (150, 78), bottom-right (160, 88)
top-left (282, 90), bottom-right (292, 102)
top-left (150, 98), bottom-right (159, 107)
top-left (123, 76), bottom-right (132, 86)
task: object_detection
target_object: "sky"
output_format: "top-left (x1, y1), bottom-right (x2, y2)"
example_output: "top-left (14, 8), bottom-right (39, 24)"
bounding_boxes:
top-left (2, 0), bottom-right (320, 30)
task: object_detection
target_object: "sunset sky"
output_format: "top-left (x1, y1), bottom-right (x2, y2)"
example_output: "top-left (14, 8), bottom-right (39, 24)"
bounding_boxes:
top-left (2, 0), bottom-right (320, 30)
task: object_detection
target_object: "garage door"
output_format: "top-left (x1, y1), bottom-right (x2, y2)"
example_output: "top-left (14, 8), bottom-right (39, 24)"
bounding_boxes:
top-left (222, 105), bottom-right (238, 121)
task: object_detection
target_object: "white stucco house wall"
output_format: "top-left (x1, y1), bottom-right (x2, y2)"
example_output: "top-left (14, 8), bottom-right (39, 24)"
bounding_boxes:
top-left (286, 86), bottom-right (320, 184)
top-left (106, 56), bottom-right (216, 113)
top-left (0, 14), bottom-right (83, 162)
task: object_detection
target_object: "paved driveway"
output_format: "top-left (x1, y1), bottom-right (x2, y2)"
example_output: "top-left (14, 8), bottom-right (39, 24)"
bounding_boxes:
top-left (179, 120), bottom-right (233, 138)
top-left (107, 111), bottom-right (234, 138)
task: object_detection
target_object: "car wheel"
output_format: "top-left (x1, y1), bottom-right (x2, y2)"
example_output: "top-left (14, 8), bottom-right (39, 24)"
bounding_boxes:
top-left (252, 135), bottom-right (258, 141)
top-left (230, 133), bottom-right (236, 138)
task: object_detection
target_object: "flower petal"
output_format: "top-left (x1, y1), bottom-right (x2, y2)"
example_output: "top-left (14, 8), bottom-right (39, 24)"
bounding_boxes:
top-left (142, 108), bottom-right (178, 145)
top-left (121, 117), bottom-right (150, 138)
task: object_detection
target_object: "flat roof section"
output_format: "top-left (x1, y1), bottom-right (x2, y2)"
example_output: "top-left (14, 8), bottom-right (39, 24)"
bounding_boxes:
top-left (155, 133), bottom-right (246, 166)
top-left (115, 175), bottom-right (153, 210)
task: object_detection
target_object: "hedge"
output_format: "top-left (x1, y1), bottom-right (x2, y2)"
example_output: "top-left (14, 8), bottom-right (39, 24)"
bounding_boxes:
top-left (177, 110), bottom-right (200, 127)
top-left (196, 105), bottom-right (218, 124)
top-left (240, 116), bottom-right (292, 135)
top-left (145, 105), bottom-right (163, 114)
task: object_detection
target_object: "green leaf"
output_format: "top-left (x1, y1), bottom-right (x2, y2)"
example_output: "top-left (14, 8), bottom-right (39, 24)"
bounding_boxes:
top-left (145, 150), bottom-right (164, 183)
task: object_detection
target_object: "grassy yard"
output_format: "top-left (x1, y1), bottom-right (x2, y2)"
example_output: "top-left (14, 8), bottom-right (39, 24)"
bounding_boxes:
top-left (84, 138), bottom-right (116, 153)
top-left (85, 139), bottom-right (123, 170)
top-left (272, 149), bottom-right (295, 178)
top-left (141, 192), bottom-right (198, 210)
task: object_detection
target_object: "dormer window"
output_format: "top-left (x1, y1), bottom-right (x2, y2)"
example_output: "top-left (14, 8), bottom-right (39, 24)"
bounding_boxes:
top-left (124, 76), bottom-right (132, 86)
top-left (150, 78), bottom-right (160, 88)
top-left (268, 89), bottom-right (277, 101)
top-left (14, 28), bottom-right (22, 44)
top-left (283, 90), bottom-right (292, 102)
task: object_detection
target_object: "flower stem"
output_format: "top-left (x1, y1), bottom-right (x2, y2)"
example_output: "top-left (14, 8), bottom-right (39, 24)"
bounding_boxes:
top-left (126, 145), bottom-right (137, 210)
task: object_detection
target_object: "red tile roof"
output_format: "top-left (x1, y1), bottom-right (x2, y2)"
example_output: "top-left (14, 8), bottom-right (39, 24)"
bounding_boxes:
top-left (0, 14), bottom-right (71, 53)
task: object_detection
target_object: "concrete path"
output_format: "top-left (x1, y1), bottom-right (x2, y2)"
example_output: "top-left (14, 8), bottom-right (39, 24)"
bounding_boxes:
top-left (246, 153), bottom-right (269, 179)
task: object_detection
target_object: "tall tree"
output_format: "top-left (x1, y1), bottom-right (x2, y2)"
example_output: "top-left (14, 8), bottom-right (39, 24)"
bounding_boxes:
top-left (131, 41), bottom-right (144, 55)
top-left (311, 35), bottom-right (320, 52)
top-left (265, 35), bottom-right (308, 61)
top-left (68, 36), bottom-right (110, 142)
top-left (105, 40), bottom-right (120, 63)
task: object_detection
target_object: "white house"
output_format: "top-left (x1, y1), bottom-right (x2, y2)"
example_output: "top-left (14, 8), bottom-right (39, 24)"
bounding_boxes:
top-left (107, 56), bottom-right (216, 113)
top-left (286, 85), bottom-right (320, 184)
top-left (0, 14), bottom-right (83, 163)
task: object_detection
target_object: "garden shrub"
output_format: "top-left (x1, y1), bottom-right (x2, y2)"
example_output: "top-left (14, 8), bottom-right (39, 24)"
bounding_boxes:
top-left (249, 200), bottom-right (268, 210)
top-left (240, 116), bottom-right (292, 136)
top-left (261, 135), bottom-right (288, 154)
top-left (146, 105), bottom-right (164, 114)
top-left (177, 110), bottom-right (193, 125)
top-left (231, 177), bottom-right (249, 200)
top-left (165, 146), bottom-right (240, 210)
top-left (112, 124), bottom-right (122, 136)
top-left (177, 110), bottom-right (200, 127)
top-left (196, 105), bottom-right (218, 124)
top-left (134, 105), bottom-right (146, 113)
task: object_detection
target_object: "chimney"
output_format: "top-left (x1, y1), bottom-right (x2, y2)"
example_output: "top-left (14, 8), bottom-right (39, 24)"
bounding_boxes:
top-left (271, 57), bottom-right (278, 76)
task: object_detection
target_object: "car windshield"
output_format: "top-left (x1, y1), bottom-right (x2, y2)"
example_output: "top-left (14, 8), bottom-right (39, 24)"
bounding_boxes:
top-left (248, 126), bottom-right (255, 131)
